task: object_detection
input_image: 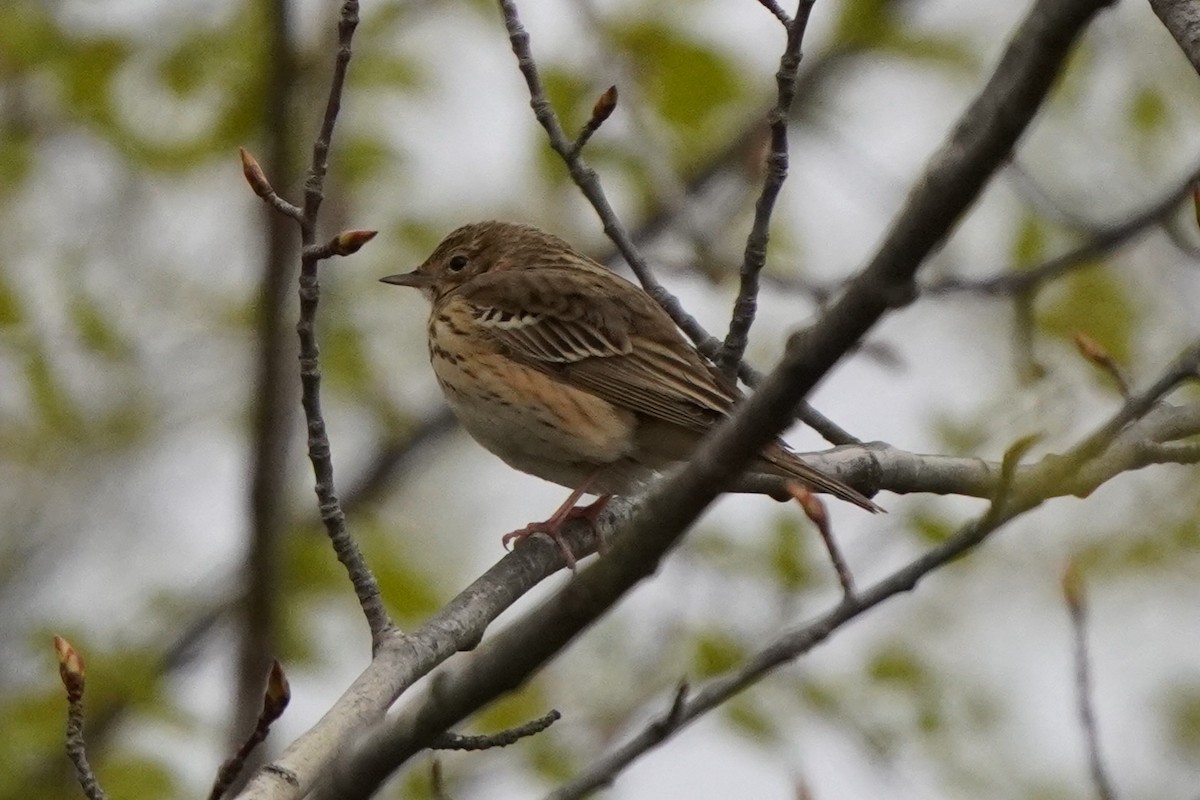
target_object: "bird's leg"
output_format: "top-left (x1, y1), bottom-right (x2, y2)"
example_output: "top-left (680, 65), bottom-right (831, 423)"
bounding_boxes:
top-left (502, 479), bottom-right (611, 570)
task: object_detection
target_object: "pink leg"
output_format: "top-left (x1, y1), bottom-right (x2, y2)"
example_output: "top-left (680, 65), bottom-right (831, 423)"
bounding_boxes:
top-left (502, 482), bottom-right (612, 570)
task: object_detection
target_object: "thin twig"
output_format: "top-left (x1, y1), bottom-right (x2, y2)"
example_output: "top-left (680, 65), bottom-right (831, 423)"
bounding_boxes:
top-left (754, 0), bottom-right (792, 26)
top-left (495, 0), bottom-right (859, 446)
top-left (429, 709), bottom-right (561, 751)
top-left (1140, 441), bottom-right (1200, 464)
top-left (1063, 565), bottom-right (1118, 800)
top-left (239, 148), bottom-right (302, 221)
top-left (497, 0), bottom-right (715, 356)
top-left (1060, 339), bottom-right (1200, 472)
top-left (544, 501), bottom-right (1035, 799)
top-left (926, 158), bottom-right (1200, 295)
top-left (786, 482), bottom-right (855, 598)
top-left (984, 433), bottom-right (1041, 527)
top-left (1073, 332), bottom-right (1131, 399)
top-left (54, 636), bottom-right (108, 800)
top-left (210, 661), bottom-right (292, 800)
top-left (569, 85), bottom-right (618, 158)
top-left (243, 0), bottom-right (394, 640)
top-left (718, 0), bottom-right (814, 376)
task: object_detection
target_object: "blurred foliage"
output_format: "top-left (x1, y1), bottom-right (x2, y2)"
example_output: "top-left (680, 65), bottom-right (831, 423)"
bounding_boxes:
top-left (1166, 684), bottom-right (1200, 758)
top-left (1037, 266), bottom-right (1135, 366)
top-left (606, 20), bottom-right (742, 169)
top-left (1, 0), bottom-right (1198, 799)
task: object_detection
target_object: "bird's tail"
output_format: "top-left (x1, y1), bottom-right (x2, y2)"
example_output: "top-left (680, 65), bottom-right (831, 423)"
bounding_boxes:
top-left (762, 446), bottom-right (883, 513)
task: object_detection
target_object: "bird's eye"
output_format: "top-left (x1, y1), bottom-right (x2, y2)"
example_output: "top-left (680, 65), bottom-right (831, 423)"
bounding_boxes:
top-left (448, 255), bottom-right (469, 272)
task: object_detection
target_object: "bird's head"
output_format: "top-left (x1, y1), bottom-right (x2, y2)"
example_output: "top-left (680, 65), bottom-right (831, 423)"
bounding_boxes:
top-left (381, 220), bottom-right (572, 301)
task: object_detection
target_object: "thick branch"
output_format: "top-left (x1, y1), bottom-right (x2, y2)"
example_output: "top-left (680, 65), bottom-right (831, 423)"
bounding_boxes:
top-left (1148, 0), bottom-right (1200, 76)
top-left (545, 347), bottom-right (1197, 798)
top-left (318, 1), bottom-right (1116, 795)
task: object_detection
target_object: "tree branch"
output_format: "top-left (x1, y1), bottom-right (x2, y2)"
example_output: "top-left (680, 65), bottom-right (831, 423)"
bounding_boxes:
top-left (497, 0), bottom-right (860, 446)
top-left (1148, 0), bottom-right (1200, 77)
top-left (211, 661), bottom-right (292, 800)
top-left (925, 157), bottom-right (1200, 295)
top-left (429, 709), bottom-right (561, 751)
top-left (242, 0), bottom-right (392, 641)
top-left (235, 0), bottom-right (299, 753)
top-left (315, 2), bottom-right (1117, 795)
top-left (55, 636), bottom-right (108, 800)
top-left (1063, 565), bottom-right (1119, 800)
top-left (543, 344), bottom-right (1195, 798)
top-left (717, 0), bottom-right (814, 375)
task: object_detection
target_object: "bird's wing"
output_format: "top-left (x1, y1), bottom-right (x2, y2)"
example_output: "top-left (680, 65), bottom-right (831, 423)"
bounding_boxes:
top-left (458, 267), bottom-right (740, 431)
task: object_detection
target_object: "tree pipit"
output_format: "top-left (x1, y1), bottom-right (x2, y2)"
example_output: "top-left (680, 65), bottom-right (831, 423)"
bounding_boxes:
top-left (383, 221), bottom-right (880, 568)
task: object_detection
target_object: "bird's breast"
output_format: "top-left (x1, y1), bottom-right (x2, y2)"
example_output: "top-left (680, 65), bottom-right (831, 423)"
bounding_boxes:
top-left (426, 303), bottom-right (640, 489)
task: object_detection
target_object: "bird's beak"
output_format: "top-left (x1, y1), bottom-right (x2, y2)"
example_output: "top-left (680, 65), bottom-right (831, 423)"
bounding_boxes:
top-left (380, 271), bottom-right (432, 289)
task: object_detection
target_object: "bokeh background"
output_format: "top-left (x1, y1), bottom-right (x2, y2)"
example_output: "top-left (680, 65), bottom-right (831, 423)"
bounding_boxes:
top-left (3, 0), bottom-right (1200, 797)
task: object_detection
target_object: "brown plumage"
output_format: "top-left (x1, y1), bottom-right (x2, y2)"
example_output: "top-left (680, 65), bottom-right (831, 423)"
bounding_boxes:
top-left (382, 221), bottom-right (880, 564)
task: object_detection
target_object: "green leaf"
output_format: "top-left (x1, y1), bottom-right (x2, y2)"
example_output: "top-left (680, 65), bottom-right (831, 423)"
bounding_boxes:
top-left (26, 345), bottom-right (81, 436)
top-left (350, 55), bottom-right (423, 90)
top-left (879, 32), bottom-right (976, 71)
top-left (357, 517), bottom-right (443, 621)
top-left (0, 129), bottom-right (34, 192)
top-left (930, 411), bottom-right (990, 456)
top-left (0, 4), bottom-right (63, 71)
top-left (831, 0), bottom-right (977, 69)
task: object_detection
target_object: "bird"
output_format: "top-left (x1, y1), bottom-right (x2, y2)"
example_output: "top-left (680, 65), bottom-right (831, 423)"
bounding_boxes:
top-left (382, 221), bottom-right (880, 567)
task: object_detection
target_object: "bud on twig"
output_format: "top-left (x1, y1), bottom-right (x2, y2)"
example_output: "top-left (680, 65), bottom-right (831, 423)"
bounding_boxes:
top-left (591, 85), bottom-right (618, 126)
top-left (784, 481), bottom-right (854, 596)
top-left (1072, 331), bottom-right (1130, 397)
top-left (238, 148), bottom-right (273, 199)
top-left (327, 229), bottom-right (378, 257)
top-left (54, 635), bottom-right (85, 700)
top-left (570, 85), bottom-right (620, 157)
top-left (791, 484), bottom-right (828, 531)
top-left (263, 659), bottom-right (291, 721)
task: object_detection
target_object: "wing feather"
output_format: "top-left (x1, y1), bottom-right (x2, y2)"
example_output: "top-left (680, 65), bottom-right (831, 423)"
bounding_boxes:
top-left (458, 267), bottom-right (740, 432)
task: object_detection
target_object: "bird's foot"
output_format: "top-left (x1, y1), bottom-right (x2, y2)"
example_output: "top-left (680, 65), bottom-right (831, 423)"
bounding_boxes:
top-left (502, 494), bottom-right (612, 571)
